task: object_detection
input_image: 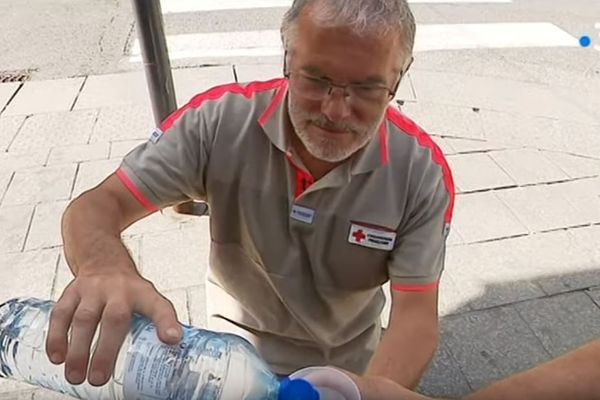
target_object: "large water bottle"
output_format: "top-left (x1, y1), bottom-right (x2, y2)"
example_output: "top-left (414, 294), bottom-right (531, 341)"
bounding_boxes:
top-left (0, 297), bottom-right (319, 400)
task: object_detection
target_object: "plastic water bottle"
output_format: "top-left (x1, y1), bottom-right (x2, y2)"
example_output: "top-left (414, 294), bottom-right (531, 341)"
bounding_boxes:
top-left (0, 297), bottom-right (319, 400)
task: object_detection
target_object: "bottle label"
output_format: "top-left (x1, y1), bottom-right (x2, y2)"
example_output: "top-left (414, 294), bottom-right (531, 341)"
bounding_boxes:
top-left (123, 324), bottom-right (181, 400)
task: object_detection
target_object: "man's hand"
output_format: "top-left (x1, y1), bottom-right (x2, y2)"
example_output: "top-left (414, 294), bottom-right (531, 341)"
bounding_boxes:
top-left (46, 263), bottom-right (181, 387)
top-left (46, 173), bottom-right (181, 387)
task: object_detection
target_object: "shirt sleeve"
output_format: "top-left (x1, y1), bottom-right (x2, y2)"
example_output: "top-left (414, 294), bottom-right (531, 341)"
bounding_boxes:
top-left (117, 104), bottom-right (214, 210)
top-left (388, 168), bottom-right (454, 292)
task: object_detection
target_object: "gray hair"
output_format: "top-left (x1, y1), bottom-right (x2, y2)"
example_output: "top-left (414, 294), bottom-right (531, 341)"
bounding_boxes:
top-left (281, 0), bottom-right (416, 70)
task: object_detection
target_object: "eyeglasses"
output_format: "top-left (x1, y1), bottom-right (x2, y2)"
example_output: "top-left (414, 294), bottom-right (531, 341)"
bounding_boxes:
top-left (285, 71), bottom-right (401, 107)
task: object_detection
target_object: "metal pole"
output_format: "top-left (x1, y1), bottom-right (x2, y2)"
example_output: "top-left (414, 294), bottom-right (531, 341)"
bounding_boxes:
top-left (131, 0), bottom-right (177, 126)
top-left (130, 0), bottom-right (209, 217)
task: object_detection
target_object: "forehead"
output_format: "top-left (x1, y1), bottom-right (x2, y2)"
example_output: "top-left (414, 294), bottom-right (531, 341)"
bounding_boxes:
top-left (290, 8), bottom-right (402, 83)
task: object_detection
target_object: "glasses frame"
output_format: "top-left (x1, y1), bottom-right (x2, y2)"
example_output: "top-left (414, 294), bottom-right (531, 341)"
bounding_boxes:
top-left (283, 51), bottom-right (412, 105)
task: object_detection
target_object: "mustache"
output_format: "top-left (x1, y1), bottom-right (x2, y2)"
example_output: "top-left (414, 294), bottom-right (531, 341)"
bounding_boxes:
top-left (308, 115), bottom-right (362, 135)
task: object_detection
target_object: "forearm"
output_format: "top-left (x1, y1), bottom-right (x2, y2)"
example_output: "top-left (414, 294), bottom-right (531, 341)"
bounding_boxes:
top-left (366, 322), bottom-right (438, 389)
top-left (348, 373), bottom-right (435, 400)
top-left (62, 190), bottom-right (135, 276)
top-left (465, 339), bottom-right (600, 400)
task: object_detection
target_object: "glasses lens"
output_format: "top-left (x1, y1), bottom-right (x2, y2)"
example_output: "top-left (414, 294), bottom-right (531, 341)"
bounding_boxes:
top-left (350, 85), bottom-right (390, 103)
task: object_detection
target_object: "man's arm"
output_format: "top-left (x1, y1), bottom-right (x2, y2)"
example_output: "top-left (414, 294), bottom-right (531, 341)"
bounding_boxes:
top-left (47, 174), bottom-right (182, 387)
top-left (366, 288), bottom-right (439, 389)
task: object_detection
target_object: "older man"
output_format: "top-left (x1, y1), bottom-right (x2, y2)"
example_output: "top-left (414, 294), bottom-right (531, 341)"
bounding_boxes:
top-left (46, 0), bottom-right (454, 393)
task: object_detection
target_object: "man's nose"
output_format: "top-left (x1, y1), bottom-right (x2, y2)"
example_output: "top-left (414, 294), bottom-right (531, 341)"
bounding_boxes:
top-left (321, 88), bottom-right (352, 122)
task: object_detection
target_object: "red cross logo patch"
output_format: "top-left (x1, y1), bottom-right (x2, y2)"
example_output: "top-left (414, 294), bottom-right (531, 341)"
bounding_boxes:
top-left (348, 222), bottom-right (397, 251)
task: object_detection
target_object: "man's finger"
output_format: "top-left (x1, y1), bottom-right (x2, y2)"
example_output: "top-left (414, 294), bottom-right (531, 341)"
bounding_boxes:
top-left (64, 299), bottom-right (103, 385)
top-left (135, 291), bottom-right (181, 344)
top-left (46, 288), bottom-right (80, 365)
top-left (88, 301), bottom-right (132, 386)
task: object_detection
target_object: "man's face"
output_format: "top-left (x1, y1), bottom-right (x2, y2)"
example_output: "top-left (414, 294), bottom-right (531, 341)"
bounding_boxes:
top-left (286, 11), bottom-right (403, 163)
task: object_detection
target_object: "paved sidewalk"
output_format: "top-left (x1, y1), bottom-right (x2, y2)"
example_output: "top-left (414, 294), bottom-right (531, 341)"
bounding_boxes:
top-left (0, 63), bottom-right (599, 399)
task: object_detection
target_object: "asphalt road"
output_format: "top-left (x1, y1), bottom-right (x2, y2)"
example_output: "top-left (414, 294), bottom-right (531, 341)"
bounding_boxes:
top-left (0, 0), bottom-right (599, 83)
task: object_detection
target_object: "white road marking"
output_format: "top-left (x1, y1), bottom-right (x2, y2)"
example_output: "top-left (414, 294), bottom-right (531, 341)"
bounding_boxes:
top-left (129, 23), bottom-right (579, 62)
top-left (160, 0), bottom-right (512, 14)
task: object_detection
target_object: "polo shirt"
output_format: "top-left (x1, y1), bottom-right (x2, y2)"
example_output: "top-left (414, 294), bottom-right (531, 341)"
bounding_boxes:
top-left (117, 77), bottom-right (455, 375)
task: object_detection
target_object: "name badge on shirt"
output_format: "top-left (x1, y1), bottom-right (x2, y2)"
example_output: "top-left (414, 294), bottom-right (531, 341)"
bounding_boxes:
top-left (149, 128), bottom-right (164, 144)
top-left (290, 204), bottom-right (315, 224)
top-left (348, 222), bottom-right (397, 251)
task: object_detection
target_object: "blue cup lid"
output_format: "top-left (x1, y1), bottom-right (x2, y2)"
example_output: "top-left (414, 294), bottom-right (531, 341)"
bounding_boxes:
top-left (278, 377), bottom-right (320, 400)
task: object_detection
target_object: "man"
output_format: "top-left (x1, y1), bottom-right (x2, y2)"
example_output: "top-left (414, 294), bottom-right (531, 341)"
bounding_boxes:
top-left (46, 0), bottom-right (454, 393)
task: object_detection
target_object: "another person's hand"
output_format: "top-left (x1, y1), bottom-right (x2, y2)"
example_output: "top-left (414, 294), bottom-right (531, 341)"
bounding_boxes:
top-left (45, 266), bottom-right (181, 387)
top-left (290, 366), bottom-right (361, 400)
top-left (291, 366), bottom-right (436, 400)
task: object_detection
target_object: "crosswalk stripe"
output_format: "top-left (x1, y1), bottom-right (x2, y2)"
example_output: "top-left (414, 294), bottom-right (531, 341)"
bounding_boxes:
top-left (160, 0), bottom-right (512, 14)
top-left (129, 22), bottom-right (579, 62)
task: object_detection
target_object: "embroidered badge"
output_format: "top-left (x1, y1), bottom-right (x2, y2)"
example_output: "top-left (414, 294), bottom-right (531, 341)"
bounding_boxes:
top-left (348, 222), bottom-right (397, 251)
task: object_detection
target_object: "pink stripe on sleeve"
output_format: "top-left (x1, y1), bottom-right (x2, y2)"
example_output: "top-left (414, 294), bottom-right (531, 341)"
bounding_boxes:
top-left (116, 168), bottom-right (158, 213)
top-left (391, 281), bottom-right (440, 292)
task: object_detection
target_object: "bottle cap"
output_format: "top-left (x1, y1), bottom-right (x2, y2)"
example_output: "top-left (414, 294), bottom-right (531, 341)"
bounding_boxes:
top-left (278, 377), bottom-right (320, 400)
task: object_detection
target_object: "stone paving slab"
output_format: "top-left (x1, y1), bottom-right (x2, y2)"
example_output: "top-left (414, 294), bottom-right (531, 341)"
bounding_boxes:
top-left (234, 63), bottom-right (282, 83)
top-left (394, 73), bottom-right (417, 103)
top-left (445, 230), bottom-right (583, 310)
top-left (0, 149), bottom-right (48, 174)
top-left (443, 137), bottom-right (508, 154)
top-left (418, 343), bottom-right (472, 398)
top-left (480, 111), bottom-right (556, 149)
top-left (515, 292), bottom-right (600, 357)
top-left (440, 306), bottom-right (551, 391)
top-left (489, 149), bottom-right (569, 186)
top-left (71, 159), bottom-right (121, 199)
top-left (0, 248), bottom-right (59, 302)
top-left (548, 178), bottom-right (600, 225)
top-left (163, 288), bottom-right (191, 325)
top-left (540, 151), bottom-right (600, 180)
top-left (138, 224), bottom-right (210, 292)
top-left (497, 184), bottom-right (581, 232)
top-left (452, 191), bottom-right (528, 244)
top-left (481, 110), bottom-right (600, 159)
top-left (0, 115), bottom-right (25, 151)
top-left (0, 171), bottom-right (13, 204)
top-left (74, 71), bottom-right (149, 110)
top-left (109, 139), bottom-right (145, 159)
top-left (172, 66), bottom-right (235, 106)
top-left (47, 142), bottom-right (109, 166)
top-left (24, 201), bottom-right (69, 251)
top-left (0, 82), bottom-right (20, 113)
top-left (410, 70), bottom-right (598, 125)
top-left (401, 102), bottom-right (484, 140)
top-left (2, 78), bottom-right (84, 116)
top-left (2, 164), bottom-right (77, 207)
top-left (588, 287), bottom-right (600, 308)
top-left (430, 136), bottom-right (455, 155)
top-left (0, 205), bottom-right (34, 253)
top-left (88, 104), bottom-right (154, 144)
top-left (446, 153), bottom-right (516, 193)
top-left (187, 284), bottom-right (207, 327)
top-left (8, 110), bottom-right (98, 153)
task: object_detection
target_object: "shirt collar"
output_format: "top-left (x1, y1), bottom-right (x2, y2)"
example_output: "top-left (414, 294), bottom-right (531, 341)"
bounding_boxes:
top-left (258, 78), bottom-right (390, 175)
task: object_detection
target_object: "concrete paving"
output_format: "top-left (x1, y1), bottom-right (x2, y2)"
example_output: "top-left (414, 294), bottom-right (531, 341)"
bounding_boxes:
top-left (0, 51), bottom-right (599, 400)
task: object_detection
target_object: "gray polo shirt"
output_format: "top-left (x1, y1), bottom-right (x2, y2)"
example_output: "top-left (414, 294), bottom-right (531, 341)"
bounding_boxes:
top-left (118, 78), bottom-right (455, 374)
